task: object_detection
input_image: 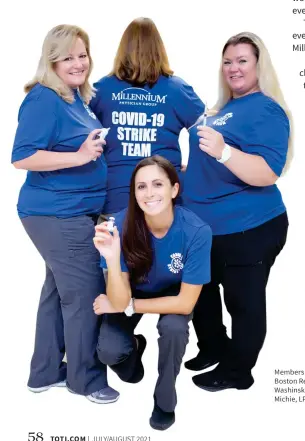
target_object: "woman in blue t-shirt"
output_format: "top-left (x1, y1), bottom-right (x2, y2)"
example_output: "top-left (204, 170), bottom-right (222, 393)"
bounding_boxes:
top-left (92, 156), bottom-right (212, 430)
top-left (90, 17), bottom-right (204, 216)
top-left (11, 25), bottom-right (118, 403)
top-left (183, 32), bottom-right (292, 391)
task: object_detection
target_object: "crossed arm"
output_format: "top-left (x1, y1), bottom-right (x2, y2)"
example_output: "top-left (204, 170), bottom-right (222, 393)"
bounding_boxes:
top-left (95, 260), bottom-right (203, 317)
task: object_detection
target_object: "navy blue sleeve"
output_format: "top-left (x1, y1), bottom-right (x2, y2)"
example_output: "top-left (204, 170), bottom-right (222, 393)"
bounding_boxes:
top-left (243, 101), bottom-right (290, 176)
top-left (182, 225), bottom-right (212, 285)
top-left (12, 97), bottom-right (58, 162)
top-left (90, 80), bottom-right (104, 123)
top-left (172, 77), bottom-right (205, 129)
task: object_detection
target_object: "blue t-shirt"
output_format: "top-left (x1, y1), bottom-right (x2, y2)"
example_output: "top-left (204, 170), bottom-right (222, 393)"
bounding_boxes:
top-left (183, 92), bottom-right (289, 235)
top-left (90, 75), bottom-right (204, 213)
top-left (100, 206), bottom-right (212, 295)
top-left (12, 84), bottom-right (107, 218)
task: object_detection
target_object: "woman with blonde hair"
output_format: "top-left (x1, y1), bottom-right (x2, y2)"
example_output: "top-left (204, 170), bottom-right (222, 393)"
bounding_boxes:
top-left (90, 17), bottom-right (204, 217)
top-left (11, 24), bottom-right (118, 403)
top-left (183, 32), bottom-right (291, 390)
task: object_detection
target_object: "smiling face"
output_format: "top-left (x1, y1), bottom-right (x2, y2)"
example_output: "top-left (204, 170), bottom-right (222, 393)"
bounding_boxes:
top-left (54, 37), bottom-right (90, 88)
top-left (222, 43), bottom-right (259, 98)
top-left (135, 165), bottom-right (179, 218)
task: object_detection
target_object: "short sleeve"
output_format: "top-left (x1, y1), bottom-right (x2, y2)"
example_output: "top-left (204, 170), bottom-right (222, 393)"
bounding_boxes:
top-left (90, 81), bottom-right (103, 122)
top-left (172, 78), bottom-right (205, 129)
top-left (182, 225), bottom-right (212, 285)
top-left (11, 98), bottom-right (58, 162)
top-left (243, 102), bottom-right (290, 176)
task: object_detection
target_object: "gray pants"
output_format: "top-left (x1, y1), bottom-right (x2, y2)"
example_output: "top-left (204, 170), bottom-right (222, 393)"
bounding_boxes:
top-left (97, 310), bottom-right (191, 412)
top-left (21, 215), bottom-right (107, 395)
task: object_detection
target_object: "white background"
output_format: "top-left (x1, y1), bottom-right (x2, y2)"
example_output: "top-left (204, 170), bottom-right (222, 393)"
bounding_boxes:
top-left (1, 0), bottom-right (305, 440)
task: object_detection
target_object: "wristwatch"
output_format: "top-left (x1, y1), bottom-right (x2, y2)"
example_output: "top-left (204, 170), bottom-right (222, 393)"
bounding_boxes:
top-left (217, 144), bottom-right (232, 164)
top-left (124, 298), bottom-right (135, 316)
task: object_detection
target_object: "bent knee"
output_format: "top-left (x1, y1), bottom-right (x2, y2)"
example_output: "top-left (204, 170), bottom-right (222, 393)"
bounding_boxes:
top-left (157, 314), bottom-right (189, 337)
top-left (97, 333), bottom-right (133, 366)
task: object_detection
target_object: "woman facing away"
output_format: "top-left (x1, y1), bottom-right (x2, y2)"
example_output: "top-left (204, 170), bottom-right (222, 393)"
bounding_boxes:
top-left (11, 24), bottom-right (118, 403)
top-left (92, 156), bottom-right (212, 430)
top-left (183, 32), bottom-right (292, 391)
top-left (90, 17), bottom-right (205, 218)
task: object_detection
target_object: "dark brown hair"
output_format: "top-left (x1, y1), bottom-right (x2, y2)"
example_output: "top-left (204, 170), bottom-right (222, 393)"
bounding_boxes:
top-left (109, 17), bottom-right (173, 87)
top-left (122, 155), bottom-right (180, 285)
top-left (222, 33), bottom-right (259, 60)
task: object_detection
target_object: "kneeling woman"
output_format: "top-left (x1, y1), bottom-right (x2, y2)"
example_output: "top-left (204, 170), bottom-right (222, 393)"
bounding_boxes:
top-left (93, 156), bottom-right (212, 430)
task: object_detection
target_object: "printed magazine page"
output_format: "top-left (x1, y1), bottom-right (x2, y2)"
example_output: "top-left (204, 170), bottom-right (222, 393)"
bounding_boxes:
top-left (2, 0), bottom-right (304, 440)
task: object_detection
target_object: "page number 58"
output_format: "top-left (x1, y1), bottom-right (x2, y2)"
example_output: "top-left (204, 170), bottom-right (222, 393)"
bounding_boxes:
top-left (28, 432), bottom-right (43, 441)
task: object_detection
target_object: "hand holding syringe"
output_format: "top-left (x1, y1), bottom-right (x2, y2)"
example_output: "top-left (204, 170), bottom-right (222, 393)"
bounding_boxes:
top-left (93, 217), bottom-right (119, 263)
top-left (92, 128), bottom-right (110, 161)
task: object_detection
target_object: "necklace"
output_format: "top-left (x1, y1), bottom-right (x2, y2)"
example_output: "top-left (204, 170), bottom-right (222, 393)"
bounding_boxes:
top-left (76, 89), bottom-right (96, 120)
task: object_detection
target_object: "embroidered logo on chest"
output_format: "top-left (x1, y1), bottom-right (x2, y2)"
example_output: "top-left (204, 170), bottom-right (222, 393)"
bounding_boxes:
top-left (213, 112), bottom-right (233, 126)
top-left (167, 253), bottom-right (184, 274)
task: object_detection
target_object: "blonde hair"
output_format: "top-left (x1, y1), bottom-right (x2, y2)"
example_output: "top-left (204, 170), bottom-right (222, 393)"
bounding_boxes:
top-left (25, 24), bottom-right (94, 104)
top-left (110, 17), bottom-right (173, 86)
top-left (212, 31), bottom-right (293, 173)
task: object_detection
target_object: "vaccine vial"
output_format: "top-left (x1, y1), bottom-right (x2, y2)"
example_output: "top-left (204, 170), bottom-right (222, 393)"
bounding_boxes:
top-left (107, 217), bottom-right (115, 233)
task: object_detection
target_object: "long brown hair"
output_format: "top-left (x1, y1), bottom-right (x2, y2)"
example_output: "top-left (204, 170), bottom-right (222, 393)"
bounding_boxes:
top-left (122, 156), bottom-right (180, 285)
top-left (109, 17), bottom-right (173, 87)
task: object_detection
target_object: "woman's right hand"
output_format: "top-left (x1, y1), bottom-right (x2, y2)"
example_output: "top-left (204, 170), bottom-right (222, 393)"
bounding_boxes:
top-left (77, 129), bottom-right (106, 165)
top-left (93, 222), bottom-right (121, 263)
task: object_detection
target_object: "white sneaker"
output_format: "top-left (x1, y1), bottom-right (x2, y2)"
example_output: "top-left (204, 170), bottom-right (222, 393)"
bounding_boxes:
top-left (86, 386), bottom-right (120, 404)
top-left (28, 380), bottom-right (66, 393)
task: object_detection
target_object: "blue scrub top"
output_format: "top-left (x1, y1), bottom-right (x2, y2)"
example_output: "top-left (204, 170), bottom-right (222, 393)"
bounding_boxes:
top-left (12, 84), bottom-right (107, 218)
top-left (90, 75), bottom-right (204, 213)
top-left (183, 92), bottom-right (289, 235)
top-left (101, 206), bottom-right (212, 294)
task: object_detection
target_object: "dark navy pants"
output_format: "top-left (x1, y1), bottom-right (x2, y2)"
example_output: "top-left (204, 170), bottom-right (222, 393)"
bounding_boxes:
top-left (192, 212), bottom-right (289, 377)
top-left (97, 309), bottom-right (191, 412)
top-left (22, 215), bottom-right (107, 395)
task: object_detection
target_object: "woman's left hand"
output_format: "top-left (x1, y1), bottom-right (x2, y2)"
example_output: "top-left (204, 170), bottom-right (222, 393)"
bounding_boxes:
top-left (197, 126), bottom-right (226, 160)
top-left (93, 294), bottom-right (118, 315)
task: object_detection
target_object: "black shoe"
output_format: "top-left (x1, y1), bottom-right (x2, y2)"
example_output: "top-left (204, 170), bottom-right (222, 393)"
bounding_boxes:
top-left (192, 368), bottom-right (254, 392)
top-left (184, 351), bottom-right (219, 371)
top-left (149, 401), bottom-right (175, 431)
top-left (128, 334), bottom-right (147, 384)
